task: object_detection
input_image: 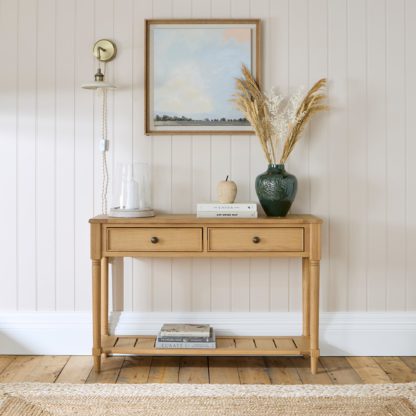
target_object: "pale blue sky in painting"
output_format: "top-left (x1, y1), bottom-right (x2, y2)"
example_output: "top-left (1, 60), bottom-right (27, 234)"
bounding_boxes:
top-left (153, 27), bottom-right (252, 120)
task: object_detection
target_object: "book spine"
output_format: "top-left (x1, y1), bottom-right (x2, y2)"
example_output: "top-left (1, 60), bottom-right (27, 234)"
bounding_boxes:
top-left (197, 211), bottom-right (258, 218)
top-left (197, 203), bottom-right (257, 211)
top-left (157, 336), bottom-right (211, 342)
top-left (156, 341), bottom-right (216, 349)
top-left (159, 332), bottom-right (210, 338)
top-left (157, 331), bottom-right (211, 339)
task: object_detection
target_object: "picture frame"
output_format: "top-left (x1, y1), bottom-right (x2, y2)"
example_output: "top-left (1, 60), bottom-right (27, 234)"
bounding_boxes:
top-left (145, 19), bottom-right (261, 135)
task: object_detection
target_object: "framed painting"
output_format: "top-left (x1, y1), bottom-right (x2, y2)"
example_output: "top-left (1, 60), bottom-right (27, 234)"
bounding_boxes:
top-left (145, 19), bottom-right (261, 135)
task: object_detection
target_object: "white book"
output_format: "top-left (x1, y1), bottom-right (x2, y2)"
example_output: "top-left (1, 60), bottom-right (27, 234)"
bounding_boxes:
top-left (160, 323), bottom-right (210, 338)
top-left (197, 211), bottom-right (258, 218)
top-left (155, 340), bottom-right (216, 349)
top-left (156, 329), bottom-right (216, 349)
top-left (197, 203), bottom-right (257, 212)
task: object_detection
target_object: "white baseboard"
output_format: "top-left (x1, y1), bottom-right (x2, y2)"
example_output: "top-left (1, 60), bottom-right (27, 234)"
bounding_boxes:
top-left (0, 311), bottom-right (415, 355)
top-left (0, 312), bottom-right (92, 355)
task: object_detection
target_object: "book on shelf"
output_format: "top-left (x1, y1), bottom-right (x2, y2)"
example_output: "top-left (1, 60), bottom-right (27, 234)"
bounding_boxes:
top-left (157, 334), bottom-right (212, 343)
top-left (197, 211), bottom-right (258, 218)
top-left (156, 328), bottom-right (216, 349)
top-left (159, 323), bottom-right (210, 338)
top-left (197, 203), bottom-right (257, 212)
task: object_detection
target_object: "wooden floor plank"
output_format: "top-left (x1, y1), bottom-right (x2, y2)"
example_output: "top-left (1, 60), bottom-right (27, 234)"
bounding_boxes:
top-left (237, 357), bottom-right (271, 385)
top-left (0, 356), bottom-right (69, 383)
top-left (265, 357), bottom-right (303, 385)
top-left (320, 357), bottom-right (363, 384)
top-left (294, 357), bottom-right (333, 385)
top-left (147, 357), bottom-right (180, 383)
top-left (117, 357), bottom-right (152, 384)
top-left (179, 357), bottom-right (209, 384)
top-left (0, 356), bottom-right (15, 375)
top-left (373, 357), bottom-right (416, 383)
top-left (346, 357), bottom-right (391, 384)
top-left (0, 355), bottom-right (406, 385)
top-left (55, 356), bottom-right (93, 384)
top-left (208, 357), bottom-right (240, 384)
top-left (86, 356), bottom-right (124, 384)
top-left (0, 356), bottom-right (35, 382)
top-left (399, 356), bottom-right (416, 373)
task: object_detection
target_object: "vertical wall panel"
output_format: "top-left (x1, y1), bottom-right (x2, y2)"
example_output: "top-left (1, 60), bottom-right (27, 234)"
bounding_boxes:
top-left (36, 0), bottom-right (56, 310)
top-left (172, 259), bottom-right (192, 311)
top-left (385, 0), bottom-right (406, 311)
top-left (192, 259), bottom-right (211, 312)
top-left (74, 0), bottom-right (94, 311)
top-left (327, 0), bottom-right (349, 312)
top-left (0, 0), bottom-right (18, 310)
top-left (345, 0), bottom-right (367, 311)
top-left (366, 0), bottom-right (387, 311)
top-left (55, 0), bottom-right (76, 311)
top-left (17, 0), bottom-right (38, 310)
top-left (405, 0), bottom-right (416, 310)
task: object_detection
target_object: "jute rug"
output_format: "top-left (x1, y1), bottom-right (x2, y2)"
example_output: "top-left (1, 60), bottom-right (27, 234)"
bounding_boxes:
top-left (1, 382), bottom-right (416, 416)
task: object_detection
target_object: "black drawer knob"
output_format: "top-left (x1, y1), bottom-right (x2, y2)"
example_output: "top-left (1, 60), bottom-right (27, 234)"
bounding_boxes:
top-left (252, 236), bottom-right (261, 244)
top-left (150, 236), bottom-right (159, 244)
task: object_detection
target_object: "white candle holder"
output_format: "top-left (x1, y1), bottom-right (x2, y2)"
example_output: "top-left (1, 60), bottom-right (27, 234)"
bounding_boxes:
top-left (109, 163), bottom-right (154, 218)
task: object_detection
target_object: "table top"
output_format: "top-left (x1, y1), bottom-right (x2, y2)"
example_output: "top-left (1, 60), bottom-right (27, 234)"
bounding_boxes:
top-left (89, 214), bottom-right (323, 225)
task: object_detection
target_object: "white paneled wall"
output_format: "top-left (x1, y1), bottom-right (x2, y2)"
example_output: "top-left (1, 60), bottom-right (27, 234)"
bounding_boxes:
top-left (1, 0), bottom-right (415, 315)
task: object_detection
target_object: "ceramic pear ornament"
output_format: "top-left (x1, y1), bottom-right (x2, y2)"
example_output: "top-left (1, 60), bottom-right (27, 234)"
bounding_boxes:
top-left (217, 176), bottom-right (237, 204)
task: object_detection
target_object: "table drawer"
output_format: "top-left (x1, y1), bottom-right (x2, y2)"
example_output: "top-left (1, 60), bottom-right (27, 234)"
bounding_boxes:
top-left (208, 227), bottom-right (304, 252)
top-left (107, 227), bottom-right (203, 252)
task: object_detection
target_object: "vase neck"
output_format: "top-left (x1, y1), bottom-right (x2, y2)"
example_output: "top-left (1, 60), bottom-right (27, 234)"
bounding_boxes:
top-left (268, 164), bottom-right (285, 173)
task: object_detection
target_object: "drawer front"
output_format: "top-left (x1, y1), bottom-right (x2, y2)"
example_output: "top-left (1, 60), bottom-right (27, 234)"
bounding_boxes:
top-left (208, 227), bottom-right (304, 252)
top-left (107, 228), bottom-right (203, 252)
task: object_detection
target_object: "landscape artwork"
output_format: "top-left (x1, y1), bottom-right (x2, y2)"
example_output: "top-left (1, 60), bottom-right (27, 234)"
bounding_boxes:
top-left (145, 21), bottom-right (260, 134)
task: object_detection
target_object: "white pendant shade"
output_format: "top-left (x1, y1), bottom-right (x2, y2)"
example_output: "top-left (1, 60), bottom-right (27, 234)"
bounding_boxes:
top-left (81, 80), bottom-right (116, 90)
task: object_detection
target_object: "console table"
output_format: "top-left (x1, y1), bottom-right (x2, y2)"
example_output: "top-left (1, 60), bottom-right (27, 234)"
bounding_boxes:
top-left (89, 214), bottom-right (322, 374)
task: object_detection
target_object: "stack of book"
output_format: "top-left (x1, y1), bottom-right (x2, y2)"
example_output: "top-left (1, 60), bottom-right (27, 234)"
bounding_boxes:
top-left (196, 203), bottom-right (258, 218)
top-left (155, 323), bottom-right (216, 349)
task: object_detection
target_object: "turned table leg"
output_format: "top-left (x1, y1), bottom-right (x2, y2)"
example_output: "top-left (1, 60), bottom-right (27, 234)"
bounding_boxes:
top-left (92, 259), bottom-right (102, 372)
top-left (310, 259), bottom-right (320, 374)
top-left (101, 257), bottom-right (109, 336)
top-left (302, 258), bottom-right (310, 337)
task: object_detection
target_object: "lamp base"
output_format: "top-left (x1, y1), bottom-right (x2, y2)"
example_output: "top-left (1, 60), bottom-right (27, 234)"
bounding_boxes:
top-left (109, 207), bottom-right (155, 218)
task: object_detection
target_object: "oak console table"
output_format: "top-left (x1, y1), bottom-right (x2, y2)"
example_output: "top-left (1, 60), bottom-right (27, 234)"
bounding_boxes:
top-left (89, 214), bottom-right (322, 374)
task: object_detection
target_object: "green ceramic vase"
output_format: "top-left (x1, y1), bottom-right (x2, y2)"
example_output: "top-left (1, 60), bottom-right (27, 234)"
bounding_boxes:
top-left (255, 164), bottom-right (297, 217)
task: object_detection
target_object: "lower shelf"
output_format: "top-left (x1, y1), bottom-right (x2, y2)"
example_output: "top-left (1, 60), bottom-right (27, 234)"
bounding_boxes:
top-left (101, 335), bottom-right (310, 356)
